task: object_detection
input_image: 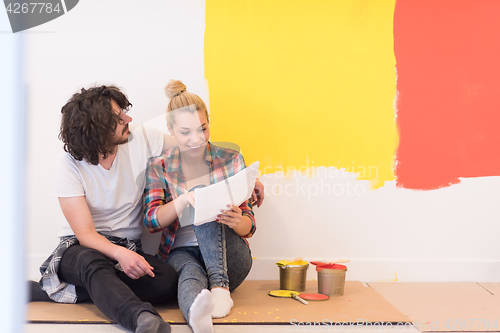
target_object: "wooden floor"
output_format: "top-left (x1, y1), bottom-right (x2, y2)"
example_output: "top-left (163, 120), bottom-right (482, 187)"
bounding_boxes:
top-left (25, 281), bottom-right (500, 332)
top-left (370, 282), bottom-right (500, 332)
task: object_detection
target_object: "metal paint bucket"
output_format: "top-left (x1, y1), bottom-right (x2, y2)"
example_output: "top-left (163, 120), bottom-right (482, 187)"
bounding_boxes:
top-left (279, 263), bottom-right (309, 292)
top-left (317, 264), bottom-right (347, 296)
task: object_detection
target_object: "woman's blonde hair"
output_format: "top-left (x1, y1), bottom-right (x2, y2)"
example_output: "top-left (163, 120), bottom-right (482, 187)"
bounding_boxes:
top-left (165, 80), bottom-right (208, 127)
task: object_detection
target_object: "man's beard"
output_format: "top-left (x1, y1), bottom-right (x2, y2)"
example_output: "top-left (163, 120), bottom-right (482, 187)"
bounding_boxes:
top-left (117, 131), bottom-right (133, 145)
top-left (112, 130), bottom-right (133, 146)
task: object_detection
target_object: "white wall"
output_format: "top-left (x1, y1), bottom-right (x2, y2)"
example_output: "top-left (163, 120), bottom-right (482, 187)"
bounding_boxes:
top-left (248, 174), bottom-right (500, 282)
top-left (25, 0), bottom-right (500, 283)
top-left (1, 8), bottom-right (26, 333)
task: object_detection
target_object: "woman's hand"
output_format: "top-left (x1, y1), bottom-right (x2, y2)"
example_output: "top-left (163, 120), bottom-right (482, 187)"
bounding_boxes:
top-left (217, 204), bottom-right (242, 229)
top-left (115, 247), bottom-right (155, 280)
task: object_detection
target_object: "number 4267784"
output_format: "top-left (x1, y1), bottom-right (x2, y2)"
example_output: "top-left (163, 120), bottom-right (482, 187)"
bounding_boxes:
top-left (6, 2), bottom-right (62, 14)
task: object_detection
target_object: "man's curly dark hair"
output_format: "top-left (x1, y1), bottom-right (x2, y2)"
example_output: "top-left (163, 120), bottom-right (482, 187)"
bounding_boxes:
top-left (59, 85), bottom-right (132, 165)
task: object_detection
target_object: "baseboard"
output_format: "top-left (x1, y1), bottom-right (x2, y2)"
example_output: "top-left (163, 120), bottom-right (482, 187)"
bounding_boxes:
top-left (246, 258), bottom-right (500, 282)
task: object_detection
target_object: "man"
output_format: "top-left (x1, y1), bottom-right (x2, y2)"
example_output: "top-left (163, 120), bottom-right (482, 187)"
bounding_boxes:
top-left (30, 85), bottom-right (265, 333)
top-left (32, 85), bottom-right (178, 333)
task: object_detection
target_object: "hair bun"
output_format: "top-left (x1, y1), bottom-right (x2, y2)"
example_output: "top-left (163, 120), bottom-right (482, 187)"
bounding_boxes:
top-left (165, 80), bottom-right (187, 99)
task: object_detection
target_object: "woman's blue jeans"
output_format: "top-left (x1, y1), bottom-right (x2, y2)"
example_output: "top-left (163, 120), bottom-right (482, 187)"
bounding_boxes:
top-left (165, 222), bottom-right (252, 323)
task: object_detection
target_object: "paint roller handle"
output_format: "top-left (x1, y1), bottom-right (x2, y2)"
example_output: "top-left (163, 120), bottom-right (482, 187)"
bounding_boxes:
top-left (292, 293), bottom-right (308, 305)
top-left (310, 259), bottom-right (350, 266)
top-left (328, 259), bottom-right (350, 264)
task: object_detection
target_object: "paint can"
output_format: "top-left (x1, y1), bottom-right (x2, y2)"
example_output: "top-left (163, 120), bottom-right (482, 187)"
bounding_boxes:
top-left (317, 264), bottom-right (347, 296)
top-left (279, 263), bottom-right (309, 292)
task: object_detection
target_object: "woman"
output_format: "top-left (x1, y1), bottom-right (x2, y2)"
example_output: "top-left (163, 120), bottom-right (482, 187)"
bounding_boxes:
top-left (144, 80), bottom-right (257, 333)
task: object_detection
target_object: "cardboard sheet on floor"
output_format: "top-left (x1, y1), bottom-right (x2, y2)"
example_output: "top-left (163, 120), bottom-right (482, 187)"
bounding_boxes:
top-left (370, 282), bottom-right (500, 331)
top-left (27, 281), bottom-right (409, 325)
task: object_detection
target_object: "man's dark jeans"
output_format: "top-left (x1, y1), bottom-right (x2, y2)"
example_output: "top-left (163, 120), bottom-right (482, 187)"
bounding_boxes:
top-left (58, 245), bottom-right (177, 331)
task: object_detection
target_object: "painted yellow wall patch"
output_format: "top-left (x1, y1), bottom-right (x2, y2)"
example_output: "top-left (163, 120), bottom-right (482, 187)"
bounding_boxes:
top-left (205, 0), bottom-right (398, 188)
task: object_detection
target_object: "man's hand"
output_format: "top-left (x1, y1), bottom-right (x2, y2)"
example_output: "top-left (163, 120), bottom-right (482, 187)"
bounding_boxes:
top-left (115, 247), bottom-right (155, 280)
top-left (252, 178), bottom-right (265, 207)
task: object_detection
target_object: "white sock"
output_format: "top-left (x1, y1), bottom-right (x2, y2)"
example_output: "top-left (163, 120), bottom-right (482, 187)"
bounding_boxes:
top-left (189, 289), bottom-right (214, 333)
top-left (210, 288), bottom-right (233, 319)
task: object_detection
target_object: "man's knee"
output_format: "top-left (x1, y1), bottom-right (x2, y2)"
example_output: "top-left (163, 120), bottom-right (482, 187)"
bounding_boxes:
top-left (150, 262), bottom-right (178, 299)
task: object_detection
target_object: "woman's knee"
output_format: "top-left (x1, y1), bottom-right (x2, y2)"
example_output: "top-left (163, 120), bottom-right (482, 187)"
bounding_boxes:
top-left (227, 247), bottom-right (252, 291)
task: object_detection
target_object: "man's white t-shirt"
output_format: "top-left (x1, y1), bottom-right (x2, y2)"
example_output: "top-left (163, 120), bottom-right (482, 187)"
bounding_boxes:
top-left (53, 126), bottom-right (164, 241)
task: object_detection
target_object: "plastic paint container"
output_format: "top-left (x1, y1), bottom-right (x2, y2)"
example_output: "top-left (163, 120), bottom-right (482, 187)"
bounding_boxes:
top-left (317, 264), bottom-right (347, 296)
top-left (279, 263), bottom-right (309, 292)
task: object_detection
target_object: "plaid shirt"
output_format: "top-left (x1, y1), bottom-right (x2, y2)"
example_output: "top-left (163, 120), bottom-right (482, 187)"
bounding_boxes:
top-left (144, 142), bottom-right (256, 259)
